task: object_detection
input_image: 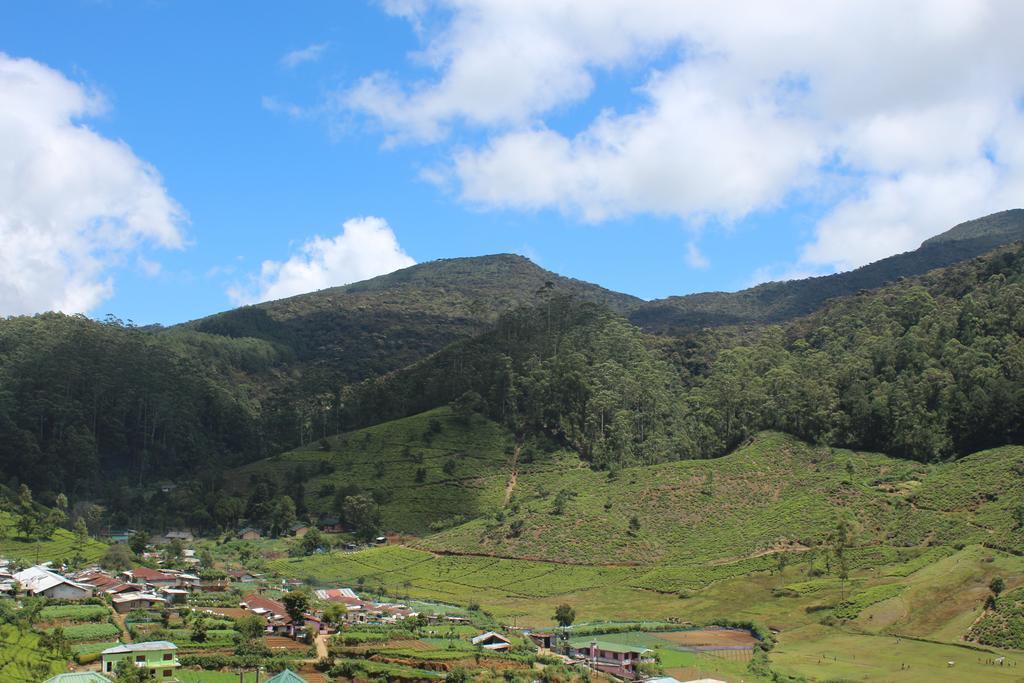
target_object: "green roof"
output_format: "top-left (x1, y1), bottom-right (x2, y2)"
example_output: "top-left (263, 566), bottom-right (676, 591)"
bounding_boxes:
top-left (43, 674), bottom-right (111, 683)
top-left (264, 671), bottom-right (309, 683)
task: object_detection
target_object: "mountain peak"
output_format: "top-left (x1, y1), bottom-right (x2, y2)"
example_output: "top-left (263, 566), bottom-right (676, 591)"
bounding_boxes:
top-left (922, 209), bottom-right (1024, 247)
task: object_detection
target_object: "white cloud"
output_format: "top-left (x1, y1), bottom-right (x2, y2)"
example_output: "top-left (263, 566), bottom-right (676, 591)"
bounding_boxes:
top-left (0, 53), bottom-right (185, 316)
top-left (684, 241), bottom-right (709, 270)
top-left (342, 0), bottom-right (1024, 272)
top-left (229, 216), bottom-right (415, 305)
top-left (280, 43), bottom-right (328, 69)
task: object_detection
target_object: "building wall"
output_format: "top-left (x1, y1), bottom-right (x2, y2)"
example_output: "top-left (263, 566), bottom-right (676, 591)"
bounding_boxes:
top-left (41, 584), bottom-right (91, 600)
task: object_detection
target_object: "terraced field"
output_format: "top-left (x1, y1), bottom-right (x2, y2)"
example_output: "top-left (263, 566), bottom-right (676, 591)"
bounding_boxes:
top-left (0, 624), bottom-right (64, 683)
top-left (0, 511), bottom-right (107, 563)
top-left (231, 408), bottom-right (517, 533)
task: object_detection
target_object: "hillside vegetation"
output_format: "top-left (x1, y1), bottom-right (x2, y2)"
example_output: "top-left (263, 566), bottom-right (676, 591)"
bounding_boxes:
top-left (632, 208), bottom-right (1024, 332)
top-left (231, 407), bottom-right (516, 534)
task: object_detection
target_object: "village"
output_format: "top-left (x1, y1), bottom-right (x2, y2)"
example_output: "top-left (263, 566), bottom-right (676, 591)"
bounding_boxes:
top-left (0, 519), bottom-right (755, 683)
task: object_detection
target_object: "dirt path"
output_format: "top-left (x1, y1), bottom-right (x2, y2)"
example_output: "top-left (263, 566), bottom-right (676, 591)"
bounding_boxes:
top-left (314, 633), bottom-right (329, 660)
top-left (111, 608), bottom-right (131, 642)
top-left (503, 441), bottom-right (522, 506)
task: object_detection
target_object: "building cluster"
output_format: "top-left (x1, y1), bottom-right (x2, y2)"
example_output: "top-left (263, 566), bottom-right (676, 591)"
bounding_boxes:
top-left (314, 587), bottom-right (417, 624)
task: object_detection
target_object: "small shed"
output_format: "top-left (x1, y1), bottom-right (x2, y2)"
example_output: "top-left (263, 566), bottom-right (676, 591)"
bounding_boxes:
top-left (472, 631), bottom-right (512, 651)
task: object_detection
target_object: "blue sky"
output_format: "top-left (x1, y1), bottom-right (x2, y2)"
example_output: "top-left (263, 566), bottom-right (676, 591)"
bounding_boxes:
top-left (2, 1), bottom-right (1022, 324)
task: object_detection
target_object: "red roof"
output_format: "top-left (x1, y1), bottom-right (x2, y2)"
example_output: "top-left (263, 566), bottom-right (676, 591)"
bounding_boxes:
top-left (130, 567), bottom-right (177, 582)
top-left (242, 594), bottom-right (291, 624)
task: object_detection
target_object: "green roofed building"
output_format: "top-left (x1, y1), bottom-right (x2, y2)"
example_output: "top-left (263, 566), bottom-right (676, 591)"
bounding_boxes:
top-left (263, 671), bottom-right (310, 683)
top-left (43, 674), bottom-right (111, 683)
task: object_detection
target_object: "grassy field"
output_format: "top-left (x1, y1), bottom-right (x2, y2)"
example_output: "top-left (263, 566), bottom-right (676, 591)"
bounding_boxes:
top-left (0, 511), bottom-right (107, 564)
top-left (772, 623), bottom-right (1024, 682)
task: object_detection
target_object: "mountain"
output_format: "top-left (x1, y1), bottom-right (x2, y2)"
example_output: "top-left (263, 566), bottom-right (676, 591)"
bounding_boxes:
top-left (184, 254), bottom-right (640, 385)
top-left (631, 209), bottom-right (1024, 334)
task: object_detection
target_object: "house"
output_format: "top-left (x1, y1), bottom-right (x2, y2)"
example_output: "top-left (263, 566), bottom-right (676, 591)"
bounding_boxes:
top-left (13, 566), bottom-right (93, 600)
top-left (124, 567), bottom-right (180, 589)
top-left (264, 671), bottom-right (311, 683)
top-left (472, 631), bottom-right (512, 652)
top-left (228, 569), bottom-right (260, 583)
top-left (112, 591), bottom-right (168, 613)
top-left (163, 530), bottom-right (194, 543)
top-left (177, 572), bottom-right (202, 590)
top-left (317, 515), bottom-right (344, 533)
top-left (106, 529), bottom-right (135, 544)
top-left (43, 673), bottom-right (112, 683)
top-left (241, 593), bottom-right (293, 634)
top-left (101, 641), bottom-right (180, 679)
top-left (240, 527), bottom-right (261, 541)
top-left (315, 588), bottom-right (359, 603)
top-left (570, 640), bottom-right (653, 679)
top-left (529, 632), bottom-right (556, 649)
top-left (160, 587), bottom-right (189, 604)
top-left (290, 522), bottom-right (311, 537)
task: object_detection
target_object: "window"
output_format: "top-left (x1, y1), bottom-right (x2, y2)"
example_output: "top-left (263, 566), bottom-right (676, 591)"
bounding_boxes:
top-left (164, 671), bottom-right (172, 677)
top-left (163, 653), bottom-right (172, 661)
top-left (136, 655), bottom-right (145, 662)
top-left (106, 662), bottom-right (112, 672)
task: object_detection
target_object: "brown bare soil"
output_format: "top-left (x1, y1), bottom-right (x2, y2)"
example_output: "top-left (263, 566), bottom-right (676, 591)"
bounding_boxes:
top-left (657, 628), bottom-right (758, 648)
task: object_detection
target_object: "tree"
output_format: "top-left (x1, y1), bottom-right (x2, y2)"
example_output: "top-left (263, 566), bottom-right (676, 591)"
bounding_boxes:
top-left (191, 616), bottom-right (208, 643)
top-left (129, 530), bottom-right (149, 556)
top-left (990, 576), bottom-right (1005, 596)
top-left (343, 494), bottom-right (381, 541)
top-left (282, 589), bottom-right (311, 627)
top-left (415, 467), bottom-right (427, 483)
top-left (270, 496), bottom-right (297, 537)
top-left (164, 538), bottom-right (185, 562)
top-left (1015, 504), bottom-right (1024, 530)
top-left (628, 516), bottom-right (641, 533)
top-left (99, 544), bottom-right (134, 571)
top-left (236, 614), bottom-right (266, 642)
top-left (114, 660), bottom-right (150, 683)
top-left (554, 603), bottom-right (576, 628)
top-left (551, 489), bottom-right (576, 516)
top-left (300, 526), bottom-right (325, 555)
top-left (73, 517), bottom-right (89, 544)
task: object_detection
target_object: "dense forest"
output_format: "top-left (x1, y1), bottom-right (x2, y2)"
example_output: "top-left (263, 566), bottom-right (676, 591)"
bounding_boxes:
top-left (1, 212), bottom-right (1023, 525)
top-left (342, 245), bottom-right (1024, 466)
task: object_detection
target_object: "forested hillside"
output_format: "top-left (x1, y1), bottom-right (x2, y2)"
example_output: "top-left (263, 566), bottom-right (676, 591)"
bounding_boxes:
top-left (631, 209), bottom-right (1024, 332)
top-left (340, 244), bottom-right (1024, 466)
top-left (1, 213), bottom-right (1023, 524)
top-left (0, 314), bottom-right (273, 494)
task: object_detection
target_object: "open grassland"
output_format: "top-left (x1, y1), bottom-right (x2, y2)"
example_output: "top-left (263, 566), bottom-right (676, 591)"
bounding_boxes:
top-left (231, 408), bottom-right (516, 533)
top-left (772, 623), bottom-right (1024, 682)
top-left (0, 511), bottom-right (107, 563)
top-left (0, 623), bottom-right (64, 683)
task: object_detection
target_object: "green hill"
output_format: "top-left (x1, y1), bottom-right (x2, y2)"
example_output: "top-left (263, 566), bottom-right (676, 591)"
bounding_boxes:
top-left (229, 407), bottom-right (518, 534)
top-left (186, 254), bottom-right (640, 384)
top-left (632, 209), bottom-right (1024, 333)
top-left (0, 511), bottom-right (107, 564)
